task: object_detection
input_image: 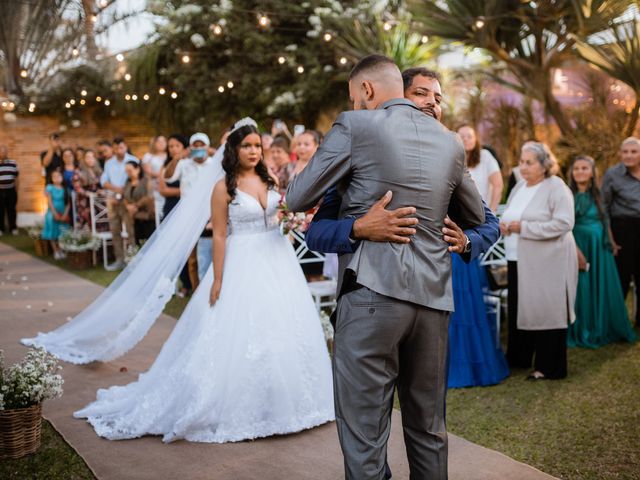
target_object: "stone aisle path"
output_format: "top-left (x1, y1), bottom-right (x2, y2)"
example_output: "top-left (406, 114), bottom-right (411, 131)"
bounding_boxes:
top-left (0, 243), bottom-right (557, 480)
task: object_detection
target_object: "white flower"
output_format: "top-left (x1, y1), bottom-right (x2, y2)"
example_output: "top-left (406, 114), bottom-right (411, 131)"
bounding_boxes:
top-left (284, 44), bottom-right (298, 52)
top-left (323, 65), bottom-right (334, 72)
top-left (308, 15), bottom-right (321, 27)
top-left (190, 33), bottom-right (206, 48)
top-left (174, 4), bottom-right (202, 17)
top-left (220, 0), bottom-right (232, 11)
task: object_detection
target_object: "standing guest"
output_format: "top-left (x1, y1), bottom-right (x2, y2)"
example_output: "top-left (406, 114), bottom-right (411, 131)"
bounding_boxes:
top-left (142, 135), bottom-right (168, 221)
top-left (123, 161), bottom-right (155, 245)
top-left (42, 170), bottom-right (70, 260)
top-left (288, 130), bottom-right (322, 180)
top-left (74, 146), bottom-right (86, 166)
top-left (61, 148), bottom-right (77, 192)
top-left (568, 155), bottom-right (636, 347)
top-left (96, 140), bottom-right (114, 169)
top-left (40, 133), bottom-right (63, 184)
top-left (72, 149), bottom-right (102, 229)
top-left (101, 137), bottom-right (139, 271)
top-left (261, 133), bottom-right (274, 168)
top-left (267, 136), bottom-right (291, 192)
top-left (457, 124), bottom-right (504, 211)
top-left (501, 141), bottom-right (578, 380)
top-left (0, 145), bottom-right (19, 235)
top-left (161, 132), bottom-right (216, 290)
top-left (602, 136), bottom-right (640, 327)
top-left (159, 134), bottom-right (191, 296)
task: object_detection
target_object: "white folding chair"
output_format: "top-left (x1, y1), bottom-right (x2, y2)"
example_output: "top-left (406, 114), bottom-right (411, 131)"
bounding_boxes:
top-left (290, 230), bottom-right (337, 313)
top-left (479, 235), bottom-right (508, 345)
top-left (89, 192), bottom-right (129, 269)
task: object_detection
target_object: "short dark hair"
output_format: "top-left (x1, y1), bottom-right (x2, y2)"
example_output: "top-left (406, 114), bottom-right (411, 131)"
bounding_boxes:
top-left (349, 54), bottom-right (397, 81)
top-left (271, 135), bottom-right (290, 153)
top-left (402, 68), bottom-right (440, 91)
top-left (97, 139), bottom-right (112, 147)
top-left (113, 136), bottom-right (126, 145)
top-left (300, 129), bottom-right (323, 145)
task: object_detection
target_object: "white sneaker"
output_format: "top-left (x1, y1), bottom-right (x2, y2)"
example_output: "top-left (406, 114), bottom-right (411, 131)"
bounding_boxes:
top-left (11, 229), bottom-right (19, 236)
top-left (105, 260), bottom-right (126, 272)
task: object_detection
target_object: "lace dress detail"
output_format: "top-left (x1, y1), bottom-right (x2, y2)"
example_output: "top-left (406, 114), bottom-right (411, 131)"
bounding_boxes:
top-left (75, 188), bottom-right (335, 443)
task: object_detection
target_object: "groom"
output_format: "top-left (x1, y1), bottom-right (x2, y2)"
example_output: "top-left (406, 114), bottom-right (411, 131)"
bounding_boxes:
top-left (286, 55), bottom-right (485, 479)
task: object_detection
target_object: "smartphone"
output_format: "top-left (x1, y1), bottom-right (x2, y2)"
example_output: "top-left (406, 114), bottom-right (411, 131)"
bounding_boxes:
top-left (273, 119), bottom-right (284, 131)
top-left (294, 124), bottom-right (305, 136)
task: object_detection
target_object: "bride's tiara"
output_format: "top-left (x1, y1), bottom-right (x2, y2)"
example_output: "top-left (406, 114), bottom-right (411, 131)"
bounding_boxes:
top-left (231, 117), bottom-right (258, 134)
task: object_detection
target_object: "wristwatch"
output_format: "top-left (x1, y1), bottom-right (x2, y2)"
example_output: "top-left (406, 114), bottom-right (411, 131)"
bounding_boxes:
top-left (463, 235), bottom-right (472, 254)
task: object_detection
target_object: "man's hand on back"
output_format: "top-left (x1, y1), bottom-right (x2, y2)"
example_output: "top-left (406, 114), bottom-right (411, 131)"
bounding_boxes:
top-left (443, 216), bottom-right (468, 254)
top-left (351, 191), bottom-right (418, 243)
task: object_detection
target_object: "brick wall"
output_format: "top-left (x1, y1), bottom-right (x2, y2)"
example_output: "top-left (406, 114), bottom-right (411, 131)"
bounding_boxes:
top-left (0, 110), bottom-right (157, 218)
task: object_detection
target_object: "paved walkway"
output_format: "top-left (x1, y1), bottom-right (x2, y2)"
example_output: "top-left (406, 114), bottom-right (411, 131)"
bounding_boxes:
top-left (0, 243), bottom-right (557, 480)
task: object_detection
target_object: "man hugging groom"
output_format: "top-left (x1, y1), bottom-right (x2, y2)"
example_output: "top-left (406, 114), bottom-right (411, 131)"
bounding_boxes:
top-left (286, 55), bottom-right (488, 480)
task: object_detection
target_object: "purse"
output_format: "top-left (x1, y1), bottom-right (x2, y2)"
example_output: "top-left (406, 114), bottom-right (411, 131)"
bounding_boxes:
top-left (485, 264), bottom-right (508, 290)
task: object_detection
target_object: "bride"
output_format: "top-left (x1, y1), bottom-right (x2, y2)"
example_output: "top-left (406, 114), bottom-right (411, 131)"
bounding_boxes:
top-left (74, 120), bottom-right (334, 443)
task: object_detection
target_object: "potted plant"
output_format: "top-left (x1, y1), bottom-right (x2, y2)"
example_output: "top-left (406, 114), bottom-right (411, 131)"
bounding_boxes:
top-left (0, 349), bottom-right (64, 459)
top-left (27, 224), bottom-right (49, 257)
top-left (58, 228), bottom-right (101, 269)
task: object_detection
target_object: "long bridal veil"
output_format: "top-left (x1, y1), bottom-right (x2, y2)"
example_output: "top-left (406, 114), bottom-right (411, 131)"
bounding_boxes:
top-left (21, 146), bottom-right (225, 364)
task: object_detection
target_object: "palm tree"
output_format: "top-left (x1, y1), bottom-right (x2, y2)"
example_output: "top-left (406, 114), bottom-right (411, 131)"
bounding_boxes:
top-left (407, 0), bottom-right (631, 138)
top-left (327, 12), bottom-right (443, 73)
top-left (574, 17), bottom-right (640, 136)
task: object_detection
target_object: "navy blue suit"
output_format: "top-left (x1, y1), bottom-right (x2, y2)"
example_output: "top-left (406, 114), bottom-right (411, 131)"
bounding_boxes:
top-left (305, 187), bottom-right (499, 262)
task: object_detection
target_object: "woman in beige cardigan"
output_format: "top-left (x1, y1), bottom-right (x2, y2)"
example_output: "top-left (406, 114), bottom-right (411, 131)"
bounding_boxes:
top-left (500, 142), bottom-right (578, 380)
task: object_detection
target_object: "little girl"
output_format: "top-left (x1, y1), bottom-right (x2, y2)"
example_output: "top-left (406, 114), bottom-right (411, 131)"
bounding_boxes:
top-left (42, 170), bottom-right (70, 260)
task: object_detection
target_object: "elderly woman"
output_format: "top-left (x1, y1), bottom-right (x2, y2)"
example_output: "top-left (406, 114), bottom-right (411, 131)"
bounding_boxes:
top-left (500, 141), bottom-right (578, 380)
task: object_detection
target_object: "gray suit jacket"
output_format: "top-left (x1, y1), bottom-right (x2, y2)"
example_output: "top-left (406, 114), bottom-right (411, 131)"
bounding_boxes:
top-left (286, 99), bottom-right (485, 311)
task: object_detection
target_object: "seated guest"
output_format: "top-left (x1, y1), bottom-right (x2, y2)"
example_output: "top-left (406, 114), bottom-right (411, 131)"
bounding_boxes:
top-left (123, 161), bottom-right (155, 245)
top-left (602, 137), bottom-right (640, 327)
top-left (96, 140), bottom-right (114, 169)
top-left (501, 142), bottom-right (578, 380)
top-left (568, 155), bottom-right (636, 347)
top-left (72, 149), bottom-right (102, 229)
top-left (101, 136), bottom-right (139, 271)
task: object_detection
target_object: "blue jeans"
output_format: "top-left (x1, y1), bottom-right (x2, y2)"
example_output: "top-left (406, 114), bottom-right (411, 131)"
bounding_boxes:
top-left (197, 237), bottom-right (212, 281)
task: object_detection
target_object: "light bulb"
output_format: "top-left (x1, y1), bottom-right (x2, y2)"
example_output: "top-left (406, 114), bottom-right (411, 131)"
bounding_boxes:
top-left (324, 33), bottom-right (332, 42)
top-left (339, 57), bottom-right (347, 65)
top-left (258, 15), bottom-right (270, 27)
top-left (218, 86), bottom-right (225, 93)
top-left (181, 54), bottom-right (190, 64)
top-left (131, 94), bottom-right (138, 101)
top-left (170, 92), bottom-right (178, 99)
top-left (96, 96), bottom-right (102, 102)
top-left (124, 73), bottom-right (131, 81)
top-left (20, 70), bottom-right (28, 78)
top-left (116, 53), bottom-right (124, 62)
top-left (159, 87), bottom-right (166, 95)
top-left (297, 66), bottom-right (304, 74)
top-left (227, 81), bottom-right (234, 89)
top-left (81, 89), bottom-right (87, 96)
top-left (278, 56), bottom-right (286, 64)
top-left (143, 94), bottom-right (149, 101)
top-left (104, 99), bottom-right (111, 106)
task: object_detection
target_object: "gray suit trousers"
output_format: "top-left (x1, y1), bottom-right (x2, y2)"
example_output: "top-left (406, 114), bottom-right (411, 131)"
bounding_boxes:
top-left (334, 287), bottom-right (449, 480)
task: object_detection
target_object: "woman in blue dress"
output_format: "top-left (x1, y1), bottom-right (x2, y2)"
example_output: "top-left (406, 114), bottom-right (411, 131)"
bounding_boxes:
top-left (448, 126), bottom-right (509, 388)
top-left (42, 170), bottom-right (70, 260)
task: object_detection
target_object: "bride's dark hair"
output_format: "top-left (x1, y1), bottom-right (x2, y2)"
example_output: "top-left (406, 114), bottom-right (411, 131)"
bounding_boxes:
top-left (222, 125), bottom-right (275, 200)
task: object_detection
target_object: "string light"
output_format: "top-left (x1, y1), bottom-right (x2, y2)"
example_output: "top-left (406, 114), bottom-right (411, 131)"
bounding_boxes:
top-left (116, 53), bottom-right (124, 62)
top-left (124, 73), bottom-right (132, 81)
top-left (339, 57), bottom-right (348, 65)
top-left (211, 24), bottom-right (223, 35)
top-left (170, 92), bottom-right (178, 99)
top-left (125, 94), bottom-right (131, 101)
top-left (7, 102), bottom-right (15, 111)
top-left (383, 22), bottom-right (392, 31)
top-left (297, 65), bottom-right (305, 74)
top-left (96, 96), bottom-right (102, 102)
top-left (474, 18), bottom-right (485, 29)
top-left (65, 102), bottom-right (71, 109)
top-left (69, 99), bottom-right (76, 105)
top-left (131, 94), bottom-right (138, 101)
top-left (104, 99), bottom-right (111, 106)
top-left (227, 81), bottom-right (234, 89)
top-left (323, 33), bottom-right (332, 42)
top-left (158, 87), bottom-right (166, 95)
top-left (28, 103), bottom-right (36, 112)
top-left (181, 54), bottom-right (190, 64)
top-left (99, 0), bottom-right (108, 7)
top-left (80, 99), bottom-right (86, 105)
top-left (278, 56), bottom-right (286, 64)
top-left (258, 14), bottom-right (270, 28)
top-left (218, 86), bottom-right (225, 93)
top-left (1, 101), bottom-right (7, 109)
top-left (143, 94), bottom-right (149, 100)
top-left (90, 15), bottom-right (98, 23)
top-left (421, 35), bottom-right (429, 43)
top-left (81, 89), bottom-right (87, 96)
top-left (72, 47), bottom-right (79, 56)
top-left (20, 70), bottom-right (28, 78)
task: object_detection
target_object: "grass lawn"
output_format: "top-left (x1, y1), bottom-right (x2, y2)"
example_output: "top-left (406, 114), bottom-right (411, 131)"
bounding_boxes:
top-left (2, 232), bottom-right (639, 479)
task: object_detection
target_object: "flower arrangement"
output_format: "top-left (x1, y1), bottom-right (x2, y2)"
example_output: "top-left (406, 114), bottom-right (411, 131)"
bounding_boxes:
top-left (277, 197), bottom-right (314, 236)
top-left (319, 310), bottom-right (334, 343)
top-left (58, 228), bottom-right (101, 252)
top-left (0, 349), bottom-right (64, 411)
top-left (26, 224), bottom-right (44, 240)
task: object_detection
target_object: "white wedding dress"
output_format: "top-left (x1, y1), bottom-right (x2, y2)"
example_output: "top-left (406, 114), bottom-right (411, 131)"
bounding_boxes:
top-left (75, 188), bottom-right (335, 443)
